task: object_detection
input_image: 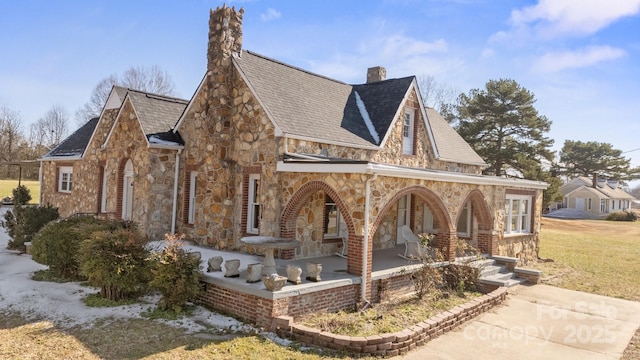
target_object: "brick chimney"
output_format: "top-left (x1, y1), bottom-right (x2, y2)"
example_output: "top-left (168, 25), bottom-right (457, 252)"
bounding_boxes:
top-left (367, 66), bottom-right (386, 83)
top-left (207, 5), bottom-right (244, 72)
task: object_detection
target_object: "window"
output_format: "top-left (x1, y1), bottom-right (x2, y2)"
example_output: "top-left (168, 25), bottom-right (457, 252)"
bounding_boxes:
top-left (100, 167), bottom-right (108, 212)
top-left (422, 205), bottom-right (435, 233)
top-left (402, 109), bottom-right (414, 155)
top-left (504, 195), bottom-right (531, 234)
top-left (324, 194), bottom-right (342, 238)
top-left (188, 171), bottom-right (198, 224)
top-left (246, 174), bottom-right (260, 234)
top-left (587, 198), bottom-right (592, 210)
top-left (58, 166), bottom-right (73, 193)
top-left (457, 201), bottom-right (471, 237)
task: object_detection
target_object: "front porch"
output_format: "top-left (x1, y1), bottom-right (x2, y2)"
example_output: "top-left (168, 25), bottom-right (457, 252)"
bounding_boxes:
top-left (178, 241), bottom-right (453, 327)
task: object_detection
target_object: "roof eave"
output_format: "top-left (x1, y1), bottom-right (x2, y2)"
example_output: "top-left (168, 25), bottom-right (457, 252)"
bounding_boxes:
top-left (276, 161), bottom-right (548, 189)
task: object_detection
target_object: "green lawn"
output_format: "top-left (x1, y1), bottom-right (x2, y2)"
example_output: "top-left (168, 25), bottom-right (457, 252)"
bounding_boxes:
top-left (537, 217), bottom-right (640, 301)
top-left (0, 179), bottom-right (40, 204)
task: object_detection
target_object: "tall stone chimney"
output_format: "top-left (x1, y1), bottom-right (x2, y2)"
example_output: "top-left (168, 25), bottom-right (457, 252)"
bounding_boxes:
top-left (367, 66), bottom-right (386, 83)
top-left (207, 5), bottom-right (244, 72)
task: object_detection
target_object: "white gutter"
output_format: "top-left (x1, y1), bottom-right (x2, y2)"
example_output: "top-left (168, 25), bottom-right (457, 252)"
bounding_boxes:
top-left (362, 173), bottom-right (378, 306)
top-left (170, 148), bottom-right (182, 234)
top-left (277, 161), bottom-right (548, 190)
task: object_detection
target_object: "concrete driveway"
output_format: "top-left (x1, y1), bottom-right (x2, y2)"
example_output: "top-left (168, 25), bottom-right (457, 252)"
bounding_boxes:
top-left (400, 285), bottom-right (640, 360)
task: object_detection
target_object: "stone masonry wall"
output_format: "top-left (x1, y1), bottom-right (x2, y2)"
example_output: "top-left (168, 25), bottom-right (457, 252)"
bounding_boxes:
top-left (40, 109), bottom-right (119, 217)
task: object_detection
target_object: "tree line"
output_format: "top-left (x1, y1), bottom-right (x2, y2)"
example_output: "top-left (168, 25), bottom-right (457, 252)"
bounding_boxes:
top-left (0, 65), bottom-right (175, 180)
top-left (421, 77), bottom-right (640, 205)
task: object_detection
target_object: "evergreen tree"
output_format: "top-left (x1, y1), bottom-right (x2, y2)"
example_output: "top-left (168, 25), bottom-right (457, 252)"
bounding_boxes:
top-left (447, 79), bottom-right (554, 177)
top-left (559, 140), bottom-right (640, 181)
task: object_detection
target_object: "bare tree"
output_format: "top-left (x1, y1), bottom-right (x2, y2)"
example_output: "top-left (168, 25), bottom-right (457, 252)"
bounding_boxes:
top-left (0, 104), bottom-right (25, 177)
top-left (417, 74), bottom-right (458, 115)
top-left (74, 66), bottom-right (176, 124)
top-left (31, 104), bottom-right (70, 150)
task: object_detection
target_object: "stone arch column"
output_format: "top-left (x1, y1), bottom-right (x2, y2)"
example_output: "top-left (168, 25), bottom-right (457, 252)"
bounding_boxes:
top-left (459, 189), bottom-right (495, 255)
top-left (279, 181), bottom-right (358, 267)
top-left (372, 185), bottom-right (456, 260)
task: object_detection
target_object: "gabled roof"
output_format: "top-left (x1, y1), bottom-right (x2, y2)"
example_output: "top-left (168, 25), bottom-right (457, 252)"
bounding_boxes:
top-left (42, 117), bottom-right (99, 159)
top-left (125, 90), bottom-right (188, 136)
top-left (233, 50), bottom-right (413, 149)
top-left (425, 108), bottom-right (486, 167)
top-left (103, 89), bottom-right (188, 148)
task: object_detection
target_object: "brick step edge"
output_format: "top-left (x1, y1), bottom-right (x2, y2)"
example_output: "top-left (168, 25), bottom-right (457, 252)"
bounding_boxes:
top-left (272, 287), bottom-right (509, 357)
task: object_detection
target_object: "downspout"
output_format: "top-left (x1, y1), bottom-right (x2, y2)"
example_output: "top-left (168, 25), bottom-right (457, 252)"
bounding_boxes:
top-left (38, 160), bottom-right (43, 205)
top-left (170, 148), bottom-right (182, 234)
top-left (361, 173), bottom-right (378, 310)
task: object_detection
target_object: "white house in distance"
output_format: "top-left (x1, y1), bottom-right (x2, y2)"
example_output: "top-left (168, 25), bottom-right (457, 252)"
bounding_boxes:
top-left (559, 176), bottom-right (636, 217)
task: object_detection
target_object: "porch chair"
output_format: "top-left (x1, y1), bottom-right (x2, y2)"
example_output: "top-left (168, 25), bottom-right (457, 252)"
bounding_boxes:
top-left (334, 237), bottom-right (348, 258)
top-left (399, 225), bottom-right (423, 260)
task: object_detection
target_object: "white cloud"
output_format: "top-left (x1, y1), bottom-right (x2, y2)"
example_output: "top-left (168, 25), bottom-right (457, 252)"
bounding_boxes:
top-left (306, 33), bottom-right (453, 82)
top-left (260, 8), bottom-right (282, 22)
top-left (534, 46), bottom-right (626, 73)
top-left (510, 0), bottom-right (640, 38)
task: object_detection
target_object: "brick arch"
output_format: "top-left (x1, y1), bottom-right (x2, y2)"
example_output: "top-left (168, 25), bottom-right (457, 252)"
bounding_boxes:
top-left (459, 189), bottom-right (495, 255)
top-left (372, 185), bottom-right (456, 259)
top-left (279, 180), bottom-right (357, 257)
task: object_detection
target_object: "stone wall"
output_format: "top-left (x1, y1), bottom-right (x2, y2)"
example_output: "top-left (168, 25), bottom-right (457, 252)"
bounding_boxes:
top-left (40, 109), bottom-right (120, 217)
top-left (101, 100), bottom-right (177, 239)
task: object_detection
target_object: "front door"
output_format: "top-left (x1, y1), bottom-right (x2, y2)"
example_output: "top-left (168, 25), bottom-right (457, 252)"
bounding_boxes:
top-left (396, 195), bottom-right (411, 244)
top-left (122, 159), bottom-right (134, 221)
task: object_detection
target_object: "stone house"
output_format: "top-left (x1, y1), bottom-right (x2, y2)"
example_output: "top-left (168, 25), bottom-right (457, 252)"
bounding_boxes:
top-left (41, 5), bottom-right (546, 308)
top-left (558, 176), bottom-right (636, 217)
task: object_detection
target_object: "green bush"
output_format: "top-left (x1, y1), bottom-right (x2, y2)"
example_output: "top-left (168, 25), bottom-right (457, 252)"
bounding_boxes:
top-left (149, 234), bottom-right (202, 313)
top-left (31, 216), bottom-right (127, 279)
top-left (606, 211), bottom-right (638, 222)
top-left (79, 227), bottom-right (151, 301)
top-left (2, 185), bottom-right (59, 251)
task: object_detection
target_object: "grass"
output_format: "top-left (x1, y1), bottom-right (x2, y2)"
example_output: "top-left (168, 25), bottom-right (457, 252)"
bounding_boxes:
top-left (0, 179), bottom-right (40, 204)
top-left (536, 217), bottom-right (640, 301)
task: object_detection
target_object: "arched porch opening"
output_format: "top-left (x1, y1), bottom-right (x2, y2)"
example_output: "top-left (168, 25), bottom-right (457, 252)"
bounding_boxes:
top-left (455, 189), bottom-right (495, 255)
top-left (279, 181), bottom-right (358, 269)
top-left (372, 185), bottom-right (456, 260)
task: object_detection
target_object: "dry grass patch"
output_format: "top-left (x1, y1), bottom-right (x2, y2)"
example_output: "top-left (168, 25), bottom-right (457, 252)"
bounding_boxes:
top-left (299, 291), bottom-right (479, 337)
top-left (0, 312), bottom-right (347, 360)
top-left (0, 179), bottom-right (39, 204)
top-left (537, 217), bottom-right (640, 301)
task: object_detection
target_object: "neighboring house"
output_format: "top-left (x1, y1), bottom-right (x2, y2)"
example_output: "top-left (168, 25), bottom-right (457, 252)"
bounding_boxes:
top-left (41, 6), bottom-right (546, 309)
top-left (559, 176), bottom-right (636, 217)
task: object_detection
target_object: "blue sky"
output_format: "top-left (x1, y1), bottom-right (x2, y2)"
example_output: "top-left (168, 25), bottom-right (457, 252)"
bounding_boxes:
top-left (1, 0), bottom-right (639, 176)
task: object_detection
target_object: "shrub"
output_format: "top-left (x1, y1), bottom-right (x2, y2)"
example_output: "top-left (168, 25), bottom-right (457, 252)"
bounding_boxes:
top-left (149, 233), bottom-right (202, 313)
top-left (606, 211), bottom-right (638, 222)
top-left (2, 185), bottom-right (59, 251)
top-left (31, 216), bottom-right (127, 279)
top-left (412, 248), bottom-right (444, 300)
top-left (79, 227), bottom-right (151, 301)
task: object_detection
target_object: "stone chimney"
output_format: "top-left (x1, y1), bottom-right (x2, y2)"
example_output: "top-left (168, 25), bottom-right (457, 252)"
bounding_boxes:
top-left (207, 5), bottom-right (244, 72)
top-left (367, 66), bottom-right (386, 83)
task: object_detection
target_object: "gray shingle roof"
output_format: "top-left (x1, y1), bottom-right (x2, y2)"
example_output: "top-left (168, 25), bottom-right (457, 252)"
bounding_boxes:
top-left (126, 90), bottom-right (188, 136)
top-left (233, 50), bottom-right (413, 148)
top-left (425, 108), bottom-right (487, 166)
top-left (42, 117), bottom-right (99, 158)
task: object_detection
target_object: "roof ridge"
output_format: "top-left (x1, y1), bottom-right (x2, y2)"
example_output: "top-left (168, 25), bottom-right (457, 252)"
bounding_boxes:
top-left (242, 50), bottom-right (348, 86)
top-left (126, 88), bottom-right (189, 104)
